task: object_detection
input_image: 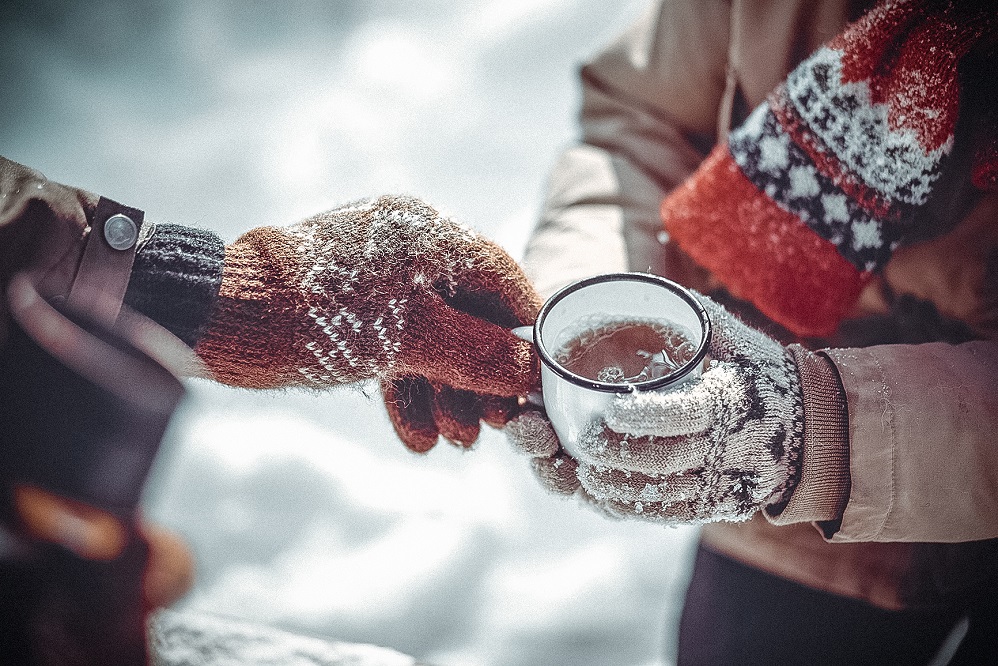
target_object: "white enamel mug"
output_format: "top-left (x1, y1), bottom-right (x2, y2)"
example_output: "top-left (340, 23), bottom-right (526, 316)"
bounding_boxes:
top-left (519, 273), bottom-right (711, 460)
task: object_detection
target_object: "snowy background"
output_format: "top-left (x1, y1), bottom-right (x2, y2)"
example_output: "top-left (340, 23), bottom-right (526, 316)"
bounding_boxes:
top-left (2, 2), bottom-right (700, 664)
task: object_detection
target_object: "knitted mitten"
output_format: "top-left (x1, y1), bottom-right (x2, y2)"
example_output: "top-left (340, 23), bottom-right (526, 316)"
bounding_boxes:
top-left (660, 1), bottom-right (997, 337)
top-left (507, 293), bottom-right (808, 524)
top-left (195, 195), bottom-right (542, 451)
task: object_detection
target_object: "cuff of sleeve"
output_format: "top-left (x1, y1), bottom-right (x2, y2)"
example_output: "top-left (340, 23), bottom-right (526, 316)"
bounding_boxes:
top-left (766, 346), bottom-right (850, 529)
top-left (124, 223), bottom-right (225, 348)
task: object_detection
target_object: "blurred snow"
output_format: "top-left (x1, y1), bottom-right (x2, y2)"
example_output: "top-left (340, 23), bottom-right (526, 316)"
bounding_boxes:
top-left (2, 1), bottom-right (699, 664)
top-left (151, 607), bottom-right (417, 666)
top-left (140, 384), bottom-right (698, 665)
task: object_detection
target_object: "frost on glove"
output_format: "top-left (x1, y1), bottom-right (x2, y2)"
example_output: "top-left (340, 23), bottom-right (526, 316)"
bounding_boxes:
top-left (660, 1), bottom-right (997, 337)
top-left (194, 196), bottom-right (542, 452)
top-left (508, 294), bottom-right (827, 525)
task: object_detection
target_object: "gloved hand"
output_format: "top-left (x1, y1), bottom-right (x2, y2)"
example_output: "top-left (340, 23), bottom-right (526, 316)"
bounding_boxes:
top-left (507, 292), bottom-right (807, 524)
top-left (195, 195), bottom-right (542, 452)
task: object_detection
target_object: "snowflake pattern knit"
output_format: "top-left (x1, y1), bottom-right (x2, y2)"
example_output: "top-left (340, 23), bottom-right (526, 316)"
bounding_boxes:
top-left (661, 0), bottom-right (997, 336)
top-left (577, 295), bottom-right (804, 523)
top-left (194, 195), bottom-right (541, 451)
top-left (507, 294), bottom-right (806, 525)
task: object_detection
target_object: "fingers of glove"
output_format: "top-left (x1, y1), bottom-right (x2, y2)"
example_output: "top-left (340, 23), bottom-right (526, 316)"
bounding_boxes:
top-left (572, 485), bottom-right (628, 521)
top-left (531, 452), bottom-right (580, 496)
top-left (504, 406), bottom-right (577, 496)
top-left (381, 377), bottom-right (439, 453)
top-left (575, 421), bottom-right (712, 477)
top-left (445, 240), bottom-right (543, 330)
top-left (575, 463), bottom-right (700, 507)
top-left (429, 383), bottom-right (481, 449)
top-left (603, 362), bottom-right (743, 439)
top-left (505, 409), bottom-right (561, 458)
top-left (592, 495), bottom-right (712, 525)
top-left (401, 291), bottom-right (538, 397)
top-left (479, 395), bottom-right (519, 429)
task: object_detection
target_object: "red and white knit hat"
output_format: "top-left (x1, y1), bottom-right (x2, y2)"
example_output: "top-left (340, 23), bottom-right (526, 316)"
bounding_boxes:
top-left (661, 0), bottom-right (996, 336)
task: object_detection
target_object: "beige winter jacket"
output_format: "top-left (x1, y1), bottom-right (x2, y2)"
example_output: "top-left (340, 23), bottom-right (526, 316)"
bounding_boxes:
top-left (523, 0), bottom-right (998, 610)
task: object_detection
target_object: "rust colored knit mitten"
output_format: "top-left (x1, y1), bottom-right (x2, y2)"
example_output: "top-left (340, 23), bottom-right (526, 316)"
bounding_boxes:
top-left (195, 196), bottom-right (541, 452)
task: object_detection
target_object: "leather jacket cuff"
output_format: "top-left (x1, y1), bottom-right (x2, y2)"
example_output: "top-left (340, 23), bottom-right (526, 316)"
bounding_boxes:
top-left (64, 197), bottom-right (145, 327)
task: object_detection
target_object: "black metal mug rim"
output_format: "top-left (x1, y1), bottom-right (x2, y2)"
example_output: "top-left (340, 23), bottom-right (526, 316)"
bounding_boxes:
top-left (533, 272), bottom-right (712, 393)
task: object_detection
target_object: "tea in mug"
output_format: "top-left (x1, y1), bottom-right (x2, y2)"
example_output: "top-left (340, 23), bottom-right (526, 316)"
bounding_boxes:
top-left (554, 318), bottom-right (697, 384)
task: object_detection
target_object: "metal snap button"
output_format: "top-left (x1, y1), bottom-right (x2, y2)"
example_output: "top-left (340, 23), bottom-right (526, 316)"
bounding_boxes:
top-left (103, 213), bottom-right (139, 251)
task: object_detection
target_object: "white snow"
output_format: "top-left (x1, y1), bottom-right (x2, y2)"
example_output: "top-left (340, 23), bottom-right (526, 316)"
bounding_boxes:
top-left (151, 608), bottom-right (417, 666)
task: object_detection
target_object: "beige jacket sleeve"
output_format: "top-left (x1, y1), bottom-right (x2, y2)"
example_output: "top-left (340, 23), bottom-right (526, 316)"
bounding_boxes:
top-left (821, 342), bottom-right (998, 543)
top-left (521, 1), bottom-right (731, 297)
top-left (524, 1), bottom-right (998, 546)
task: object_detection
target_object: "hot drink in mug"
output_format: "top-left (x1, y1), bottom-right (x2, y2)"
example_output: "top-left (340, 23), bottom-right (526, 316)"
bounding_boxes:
top-left (519, 273), bottom-right (711, 459)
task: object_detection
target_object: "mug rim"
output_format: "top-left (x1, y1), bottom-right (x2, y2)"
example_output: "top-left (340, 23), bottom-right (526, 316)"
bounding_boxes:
top-left (533, 272), bottom-right (712, 393)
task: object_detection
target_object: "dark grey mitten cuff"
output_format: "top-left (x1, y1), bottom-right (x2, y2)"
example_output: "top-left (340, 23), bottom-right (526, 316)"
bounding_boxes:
top-left (124, 223), bottom-right (225, 347)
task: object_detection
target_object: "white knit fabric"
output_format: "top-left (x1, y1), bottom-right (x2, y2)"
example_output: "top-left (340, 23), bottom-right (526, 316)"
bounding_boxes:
top-left (150, 609), bottom-right (416, 666)
top-left (507, 294), bottom-right (805, 524)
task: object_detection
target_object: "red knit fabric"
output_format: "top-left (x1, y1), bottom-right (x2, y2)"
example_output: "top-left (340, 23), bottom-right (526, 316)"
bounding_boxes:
top-left (194, 195), bottom-right (541, 452)
top-left (834, 2), bottom-right (985, 152)
top-left (661, 0), bottom-right (995, 337)
top-left (662, 148), bottom-right (866, 337)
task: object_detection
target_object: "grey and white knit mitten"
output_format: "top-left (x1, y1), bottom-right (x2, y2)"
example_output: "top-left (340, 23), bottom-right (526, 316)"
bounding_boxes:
top-left (509, 293), bottom-right (805, 524)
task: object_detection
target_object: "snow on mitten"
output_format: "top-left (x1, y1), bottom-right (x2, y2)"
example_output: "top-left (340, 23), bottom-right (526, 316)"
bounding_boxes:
top-left (660, 1), bottom-right (997, 337)
top-left (507, 293), bottom-right (809, 524)
top-left (579, 293), bottom-right (805, 523)
top-left (194, 195), bottom-right (542, 452)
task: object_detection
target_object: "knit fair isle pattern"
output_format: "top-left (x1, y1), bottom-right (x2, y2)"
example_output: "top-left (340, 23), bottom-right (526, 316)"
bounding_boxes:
top-left (287, 198), bottom-right (479, 385)
top-left (661, 0), bottom-right (996, 336)
top-left (565, 297), bottom-right (805, 524)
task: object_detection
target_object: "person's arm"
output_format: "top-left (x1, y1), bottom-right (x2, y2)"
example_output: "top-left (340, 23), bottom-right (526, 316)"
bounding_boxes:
top-left (125, 198), bottom-right (542, 453)
top-left (779, 341), bottom-right (998, 543)
top-left (0, 156), bottom-right (199, 644)
top-left (507, 285), bottom-right (998, 543)
top-left (188, 196), bottom-right (541, 452)
top-left (2, 155), bottom-right (542, 455)
top-left (522, 0), bottom-right (730, 297)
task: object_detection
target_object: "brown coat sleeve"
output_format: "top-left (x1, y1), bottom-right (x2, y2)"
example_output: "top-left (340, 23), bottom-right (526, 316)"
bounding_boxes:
top-left (825, 341), bottom-right (998, 543)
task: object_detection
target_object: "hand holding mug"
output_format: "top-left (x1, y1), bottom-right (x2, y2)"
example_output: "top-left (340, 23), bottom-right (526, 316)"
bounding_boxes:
top-left (507, 279), bottom-right (809, 525)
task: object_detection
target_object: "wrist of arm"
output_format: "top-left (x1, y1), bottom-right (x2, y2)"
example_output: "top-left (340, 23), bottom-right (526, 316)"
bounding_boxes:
top-left (765, 345), bottom-right (850, 533)
top-left (124, 223), bottom-right (225, 348)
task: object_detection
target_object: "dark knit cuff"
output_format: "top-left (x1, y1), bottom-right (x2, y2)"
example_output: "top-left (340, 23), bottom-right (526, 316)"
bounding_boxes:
top-left (765, 345), bottom-right (850, 531)
top-left (124, 223), bottom-right (225, 348)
